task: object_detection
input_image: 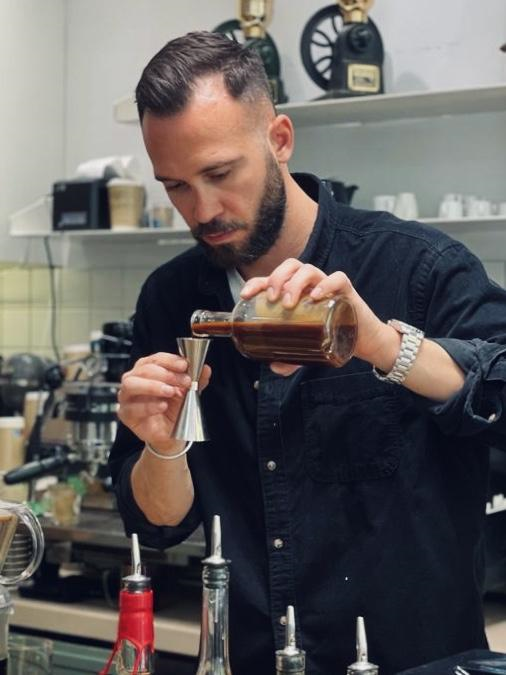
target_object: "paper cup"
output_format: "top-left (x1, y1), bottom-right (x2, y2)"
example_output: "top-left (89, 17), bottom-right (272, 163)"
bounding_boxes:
top-left (107, 179), bottom-right (145, 230)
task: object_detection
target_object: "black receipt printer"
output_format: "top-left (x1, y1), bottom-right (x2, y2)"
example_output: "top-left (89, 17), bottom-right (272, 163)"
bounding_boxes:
top-left (52, 178), bottom-right (110, 231)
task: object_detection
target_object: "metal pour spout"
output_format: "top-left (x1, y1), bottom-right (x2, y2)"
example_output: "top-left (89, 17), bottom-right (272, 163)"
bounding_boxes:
top-left (122, 533), bottom-right (151, 592)
top-left (346, 616), bottom-right (378, 675)
top-left (172, 337), bottom-right (210, 442)
top-left (276, 605), bottom-right (306, 674)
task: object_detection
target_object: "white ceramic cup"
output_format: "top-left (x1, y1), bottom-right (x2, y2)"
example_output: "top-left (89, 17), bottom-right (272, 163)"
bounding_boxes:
top-left (393, 193), bottom-right (419, 220)
top-left (438, 198), bottom-right (463, 219)
top-left (497, 202), bottom-right (506, 216)
top-left (467, 198), bottom-right (492, 218)
top-left (373, 195), bottom-right (396, 212)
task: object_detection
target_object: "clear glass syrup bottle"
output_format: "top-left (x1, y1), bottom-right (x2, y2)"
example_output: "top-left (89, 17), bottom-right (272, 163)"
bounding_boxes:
top-left (191, 290), bottom-right (357, 367)
top-left (196, 515), bottom-right (232, 675)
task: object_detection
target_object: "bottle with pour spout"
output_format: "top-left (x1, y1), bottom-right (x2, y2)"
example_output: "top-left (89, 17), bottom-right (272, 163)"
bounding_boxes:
top-left (191, 290), bottom-right (357, 367)
top-left (100, 533), bottom-right (154, 675)
top-left (195, 515), bottom-right (233, 675)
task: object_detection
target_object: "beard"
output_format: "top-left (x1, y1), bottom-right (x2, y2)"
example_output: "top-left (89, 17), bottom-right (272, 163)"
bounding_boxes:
top-left (193, 154), bottom-right (287, 269)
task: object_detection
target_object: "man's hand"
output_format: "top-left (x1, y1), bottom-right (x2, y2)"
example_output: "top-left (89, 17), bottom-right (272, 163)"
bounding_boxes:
top-left (240, 258), bottom-right (398, 374)
top-left (118, 352), bottom-right (212, 451)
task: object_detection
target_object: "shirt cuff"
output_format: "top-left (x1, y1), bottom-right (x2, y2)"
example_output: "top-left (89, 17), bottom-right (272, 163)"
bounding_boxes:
top-left (114, 451), bottom-right (202, 550)
top-left (421, 338), bottom-right (506, 435)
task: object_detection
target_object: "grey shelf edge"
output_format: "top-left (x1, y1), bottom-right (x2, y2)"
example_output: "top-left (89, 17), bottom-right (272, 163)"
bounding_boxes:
top-left (10, 217), bottom-right (506, 242)
top-left (10, 595), bottom-right (200, 657)
top-left (114, 83), bottom-right (506, 128)
top-left (9, 228), bottom-right (194, 246)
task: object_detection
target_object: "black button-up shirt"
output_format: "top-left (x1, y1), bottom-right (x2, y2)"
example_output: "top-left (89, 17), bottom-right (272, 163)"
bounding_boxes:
top-left (109, 174), bottom-right (506, 675)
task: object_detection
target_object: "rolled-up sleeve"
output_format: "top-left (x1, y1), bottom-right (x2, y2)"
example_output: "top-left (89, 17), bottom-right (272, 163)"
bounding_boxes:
top-left (409, 241), bottom-right (506, 442)
top-left (424, 338), bottom-right (506, 437)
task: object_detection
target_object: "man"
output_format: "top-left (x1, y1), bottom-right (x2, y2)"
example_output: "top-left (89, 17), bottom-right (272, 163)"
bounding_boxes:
top-left (109, 31), bottom-right (506, 675)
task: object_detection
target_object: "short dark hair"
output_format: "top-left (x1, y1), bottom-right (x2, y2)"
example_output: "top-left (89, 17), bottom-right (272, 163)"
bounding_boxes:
top-left (135, 31), bottom-right (274, 121)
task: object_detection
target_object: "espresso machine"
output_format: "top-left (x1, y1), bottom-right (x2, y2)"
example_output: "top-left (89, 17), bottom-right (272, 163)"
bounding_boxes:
top-left (1, 320), bottom-right (133, 504)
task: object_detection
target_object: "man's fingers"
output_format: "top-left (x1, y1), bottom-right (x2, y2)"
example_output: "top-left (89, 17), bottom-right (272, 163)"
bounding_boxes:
top-left (278, 264), bottom-right (325, 307)
top-left (263, 258), bottom-right (303, 301)
top-left (134, 352), bottom-right (188, 372)
top-left (309, 271), bottom-right (353, 300)
top-left (240, 276), bottom-right (269, 299)
top-left (119, 375), bottom-right (182, 401)
top-left (117, 396), bottom-right (172, 424)
top-left (127, 362), bottom-right (192, 389)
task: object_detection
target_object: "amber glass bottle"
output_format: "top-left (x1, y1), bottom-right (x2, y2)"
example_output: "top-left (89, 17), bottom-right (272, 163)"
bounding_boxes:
top-left (191, 291), bottom-right (357, 367)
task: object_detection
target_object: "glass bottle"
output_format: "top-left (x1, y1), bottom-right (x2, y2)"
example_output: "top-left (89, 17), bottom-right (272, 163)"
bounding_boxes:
top-left (191, 290), bottom-right (357, 367)
top-left (100, 534), bottom-right (154, 675)
top-left (346, 617), bottom-right (378, 675)
top-left (275, 605), bottom-right (305, 675)
top-left (196, 515), bottom-right (232, 675)
top-left (0, 586), bottom-right (12, 675)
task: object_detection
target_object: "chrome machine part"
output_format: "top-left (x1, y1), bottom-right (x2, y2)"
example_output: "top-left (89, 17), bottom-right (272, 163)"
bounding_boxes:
top-left (63, 381), bottom-right (119, 473)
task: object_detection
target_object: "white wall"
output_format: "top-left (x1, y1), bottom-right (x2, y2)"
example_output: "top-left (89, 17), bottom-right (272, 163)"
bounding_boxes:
top-left (63, 0), bottom-right (506, 214)
top-left (2, 0), bottom-right (506, 260)
top-left (0, 0), bottom-right (65, 249)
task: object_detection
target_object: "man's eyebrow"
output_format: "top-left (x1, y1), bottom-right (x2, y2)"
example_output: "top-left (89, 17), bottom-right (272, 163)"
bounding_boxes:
top-left (155, 158), bottom-right (242, 183)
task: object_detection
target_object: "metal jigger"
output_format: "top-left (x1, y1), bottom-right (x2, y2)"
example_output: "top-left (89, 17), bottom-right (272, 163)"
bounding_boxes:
top-left (172, 337), bottom-right (210, 442)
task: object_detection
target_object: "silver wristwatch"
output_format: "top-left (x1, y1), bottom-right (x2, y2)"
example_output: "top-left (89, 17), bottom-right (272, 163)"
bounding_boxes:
top-left (372, 319), bottom-right (424, 384)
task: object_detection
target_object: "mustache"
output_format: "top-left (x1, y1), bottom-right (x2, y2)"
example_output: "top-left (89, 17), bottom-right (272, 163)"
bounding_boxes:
top-left (194, 219), bottom-right (247, 239)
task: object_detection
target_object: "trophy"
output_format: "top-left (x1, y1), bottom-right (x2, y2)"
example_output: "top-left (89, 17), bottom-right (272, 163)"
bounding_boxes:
top-left (300, 0), bottom-right (384, 99)
top-left (214, 0), bottom-right (288, 104)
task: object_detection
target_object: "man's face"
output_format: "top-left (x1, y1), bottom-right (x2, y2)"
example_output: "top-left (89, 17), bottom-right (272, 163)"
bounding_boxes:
top-left (141, 77), bottom-right (287, 268)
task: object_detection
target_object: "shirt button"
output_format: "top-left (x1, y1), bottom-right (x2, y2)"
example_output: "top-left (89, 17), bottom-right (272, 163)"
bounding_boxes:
top-left (253, 380), bottom-right (259, 390)
top-left (280, 615), bottom-right (287, 626)
top-left (267, 460), bottom-right (277, 471)
top-left (273, 538), bottom-right (284, 549)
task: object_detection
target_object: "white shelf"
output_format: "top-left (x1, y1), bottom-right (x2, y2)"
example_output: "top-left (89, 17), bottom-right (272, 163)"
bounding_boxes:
top-left (10, 218), bottom-right (506, 245)
top-left (114, 84), bottom-right (506, 128)
top-left (420, 216), bottom-right (506, 234)
top-left (9, 227), bottom-right (194, 246)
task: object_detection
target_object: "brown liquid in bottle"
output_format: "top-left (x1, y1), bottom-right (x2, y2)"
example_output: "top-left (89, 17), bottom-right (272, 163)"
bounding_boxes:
top-left (193, 320), bottom-right (357, 366)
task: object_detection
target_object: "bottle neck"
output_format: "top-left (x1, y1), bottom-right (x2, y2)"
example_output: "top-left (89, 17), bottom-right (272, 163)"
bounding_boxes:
top-left (196, 568), bottom-right (232, 674)
top-left (191, 310), bottom-right (233, 338)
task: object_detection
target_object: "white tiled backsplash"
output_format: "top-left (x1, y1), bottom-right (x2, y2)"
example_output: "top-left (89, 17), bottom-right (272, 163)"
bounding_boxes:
top-left (0, 260), bottom-right (504, 359)
top-left (0, 266), bottom-right (152, 359)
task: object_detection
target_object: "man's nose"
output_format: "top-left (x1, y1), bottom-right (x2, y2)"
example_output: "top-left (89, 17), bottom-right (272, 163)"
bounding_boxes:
top-left (192, 187), bottom-right (224, 224)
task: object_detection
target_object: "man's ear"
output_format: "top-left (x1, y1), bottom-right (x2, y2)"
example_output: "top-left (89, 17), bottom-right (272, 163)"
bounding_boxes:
top-left (268, 114), bottom-right (294, 164)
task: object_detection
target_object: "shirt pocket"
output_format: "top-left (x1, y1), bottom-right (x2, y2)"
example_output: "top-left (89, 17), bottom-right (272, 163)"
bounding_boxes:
top-left (300, 372), bottom-right (404, 483)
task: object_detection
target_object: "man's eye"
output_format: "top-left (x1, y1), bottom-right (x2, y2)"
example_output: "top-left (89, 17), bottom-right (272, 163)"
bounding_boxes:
top-left (209, 171), bottom-right (230, 181)
top-left (164, 182), bottom-right (185, 192)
